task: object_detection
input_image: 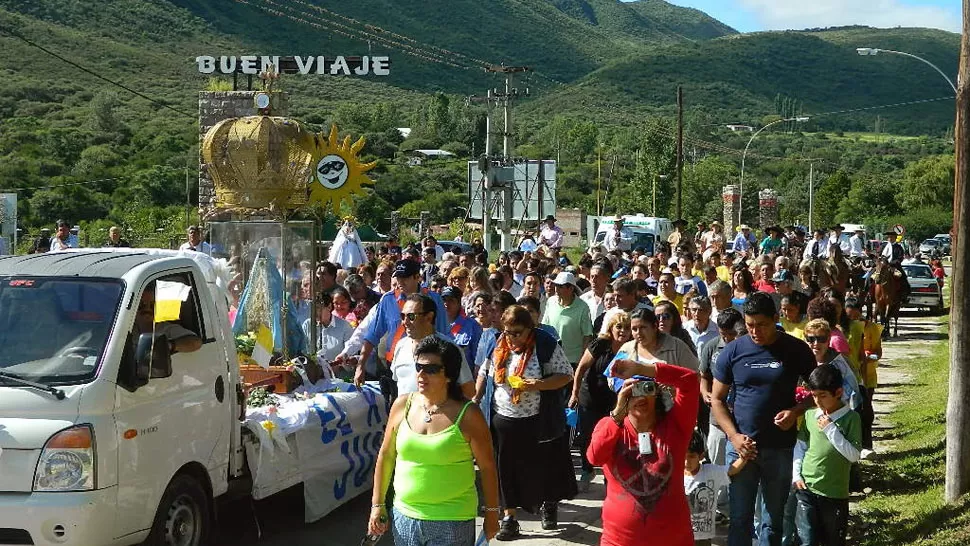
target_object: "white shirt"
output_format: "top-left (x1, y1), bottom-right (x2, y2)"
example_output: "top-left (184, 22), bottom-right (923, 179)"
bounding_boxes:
top-left (830, 233), bottom-right (851, 254)
top-left (580, 290), bottom-right (605, 323)
top-left (685, 464), bottom-right (731, 540)
top-left (302, 315), bottom-right (355, 362)
top-left (803, 237), bottom-right (829, 260)
top-left (391, 333), bottom-right (473, 395)
top-left (539, 225), bottom-right (564, 248)
top-left (686, 318), bottom-right (719, 355)
top-left (49, 236), bottom-right (73, 252)
top-left (849, 234), bottom-right (865, 257)
top-left (478, 343), bottom-right (572, 418)
top-left (603, 227), bottom-right (634, 252)
top-left (179, 241), bottom-right (212, 254)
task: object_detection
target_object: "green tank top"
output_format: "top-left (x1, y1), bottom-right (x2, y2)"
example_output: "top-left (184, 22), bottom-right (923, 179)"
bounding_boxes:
top-left (393, 395), bottom-right (477, 521)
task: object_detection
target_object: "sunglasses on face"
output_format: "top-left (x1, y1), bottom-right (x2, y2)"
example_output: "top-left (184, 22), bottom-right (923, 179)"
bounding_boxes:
top-left (503, 329), bottom-right (527, 338)
top-left (657, 313), bottom-right (673, 321)
top-left (805, 335), bottom-right (830, 343)
top-left (415, 362), bottom-right (444, 375)
top-left (401, 311), bottom-right (430, 321)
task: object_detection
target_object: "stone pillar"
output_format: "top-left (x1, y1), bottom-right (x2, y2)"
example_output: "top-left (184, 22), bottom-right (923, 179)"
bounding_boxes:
top-left (759, 189), bottom-right (779, 229)
top-left (419, 211), bottom-right (431, 238)
top-left (389, 211), bottom-right (401, 242)
top-left (198, 91), bottom-right (289, 217)
top-left (722, 184), bottom-right (740, 235)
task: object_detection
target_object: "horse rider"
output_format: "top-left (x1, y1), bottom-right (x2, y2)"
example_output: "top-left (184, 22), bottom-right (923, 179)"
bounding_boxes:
top-left (803, 228), bottom-right (830, 261)
top-left (830, 224), bottom-right (851, 255)
top-left (849, 228), bottom-right (867, 259)
top-left (878, 231), bottom-right (911, 298)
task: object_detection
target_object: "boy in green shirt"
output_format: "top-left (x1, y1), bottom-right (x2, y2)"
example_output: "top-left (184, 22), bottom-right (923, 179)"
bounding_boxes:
top-left (792, 364), bottom-right (862, 546)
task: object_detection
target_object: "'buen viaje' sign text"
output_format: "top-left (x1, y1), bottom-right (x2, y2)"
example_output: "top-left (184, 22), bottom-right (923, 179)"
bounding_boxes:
top-left (195, 55), bottom-right (391, 76)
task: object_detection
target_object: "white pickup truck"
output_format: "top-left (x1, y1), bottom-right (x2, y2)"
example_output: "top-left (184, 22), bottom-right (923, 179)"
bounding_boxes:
top-left (0, 249), bottom-right (381, 546)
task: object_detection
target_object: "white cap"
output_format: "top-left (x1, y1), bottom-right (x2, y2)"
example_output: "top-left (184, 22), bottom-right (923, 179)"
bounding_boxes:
top-left (552, 271), bottom-right (579, 290)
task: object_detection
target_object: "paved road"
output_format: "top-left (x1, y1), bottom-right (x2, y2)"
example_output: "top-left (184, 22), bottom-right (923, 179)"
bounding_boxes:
top-left (218, 306), bottom-right (947, 546)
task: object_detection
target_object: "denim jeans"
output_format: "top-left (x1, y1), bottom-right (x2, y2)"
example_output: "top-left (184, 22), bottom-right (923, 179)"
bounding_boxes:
top-left (794, 489), bottom-right (849, 546)
top-left (726, 444), bottom-right (794, 546)
top-left (391, 510), bottom-right (476, 546)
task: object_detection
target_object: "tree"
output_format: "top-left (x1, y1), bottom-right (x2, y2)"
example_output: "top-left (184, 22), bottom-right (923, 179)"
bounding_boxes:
top-left (897, 154), bottom-right (955, 212)
top-left (812, 170), bottom-right (852, 228)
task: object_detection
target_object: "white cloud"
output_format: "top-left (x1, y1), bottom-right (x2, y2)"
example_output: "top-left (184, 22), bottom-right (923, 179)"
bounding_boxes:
top-left (737, 0), bottom-right (961, 32)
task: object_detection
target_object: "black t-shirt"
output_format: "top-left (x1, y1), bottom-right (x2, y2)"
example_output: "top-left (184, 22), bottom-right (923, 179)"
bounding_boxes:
top-left (578, 337), bottom-right (619, 413)
top-left (713, 333), bottom-right (815, 449)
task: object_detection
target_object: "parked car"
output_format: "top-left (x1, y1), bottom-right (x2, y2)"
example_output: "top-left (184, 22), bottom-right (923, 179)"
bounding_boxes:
top-left (437, 240), bottom-right (473, 255)
top-left (918, 238), bottom-right (943, 259)
top-left (902, 262), bottom-right (945, 314)
top-left (933, 234), bottom-right (951, 255)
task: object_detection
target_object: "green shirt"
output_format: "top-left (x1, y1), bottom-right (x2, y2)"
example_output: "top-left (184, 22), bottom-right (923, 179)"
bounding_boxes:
top-left (542, 295), bottom-right (593, 363)
top-left (394, 397), bottom-right (478, 521)
top-left (797, 406), bottom-right (862, 499)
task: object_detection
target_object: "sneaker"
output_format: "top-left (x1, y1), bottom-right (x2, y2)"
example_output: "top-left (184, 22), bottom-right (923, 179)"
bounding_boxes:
top-left (578, 470), bottom-right (593, 493)
top-left (495, 517), bottom-right (521, 541)
top-left (540, 502), bottom-right (558, 530)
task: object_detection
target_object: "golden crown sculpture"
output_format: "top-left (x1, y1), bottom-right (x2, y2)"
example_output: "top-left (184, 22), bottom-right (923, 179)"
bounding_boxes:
top-left (202, 116), bottom-right (315, 212)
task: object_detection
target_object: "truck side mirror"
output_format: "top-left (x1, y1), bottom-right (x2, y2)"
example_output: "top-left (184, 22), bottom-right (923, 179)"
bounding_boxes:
top-left (136, 333), bottom-right (173, 380)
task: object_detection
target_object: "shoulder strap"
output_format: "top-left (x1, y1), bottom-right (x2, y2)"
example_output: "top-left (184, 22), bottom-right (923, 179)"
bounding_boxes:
top-left (534, 328), bottom-right (557, 368)
top-left (454, 400), bottom-right (474, 426)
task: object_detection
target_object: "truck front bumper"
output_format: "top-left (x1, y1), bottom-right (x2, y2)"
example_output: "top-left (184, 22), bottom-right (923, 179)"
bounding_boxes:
top-left (0, 487), bottom-right (139, 546)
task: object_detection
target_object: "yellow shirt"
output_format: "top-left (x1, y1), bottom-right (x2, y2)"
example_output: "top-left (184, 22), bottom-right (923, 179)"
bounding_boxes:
top-left (652, 293), bottom-right (684, 315)
top-left (862, 321), bottom-right (884, 389)
top-left (716, 265), bottom-right (731, 282)
top-left (781, 317), bottom-right (806, 340)
top-left (845, 320), bottom-right (866, 382)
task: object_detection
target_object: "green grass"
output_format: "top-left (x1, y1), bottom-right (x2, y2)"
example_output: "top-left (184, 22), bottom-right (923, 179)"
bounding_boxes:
top-left (822, 132), bottom-right (923, 143)
top-left (852, 323), bottom-right (970, 545)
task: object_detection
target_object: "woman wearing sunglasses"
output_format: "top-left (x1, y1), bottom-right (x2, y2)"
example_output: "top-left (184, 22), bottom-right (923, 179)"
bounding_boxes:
top-left (654, 300), bottom-right (699, 359)
top-left (369, 336), bottom-right (500, 544)
top-left (474, 305), bottom-right (575, 540)
top-left (588, 307), bottom-right (701, 546)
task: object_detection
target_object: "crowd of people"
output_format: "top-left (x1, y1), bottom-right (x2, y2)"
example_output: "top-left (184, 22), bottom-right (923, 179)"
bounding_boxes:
top-left (261, 215), bottom-right (902, 546)
top-left (24, 214), bottom-right (915, 545)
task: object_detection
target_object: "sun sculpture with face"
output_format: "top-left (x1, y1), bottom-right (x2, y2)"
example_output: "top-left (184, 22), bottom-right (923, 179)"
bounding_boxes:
top-left (307, 125), bottom-right (377, 214)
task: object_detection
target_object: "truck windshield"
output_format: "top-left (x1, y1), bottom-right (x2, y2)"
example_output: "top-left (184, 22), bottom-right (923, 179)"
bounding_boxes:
top-left (0, 277), bottom-right (123, 385)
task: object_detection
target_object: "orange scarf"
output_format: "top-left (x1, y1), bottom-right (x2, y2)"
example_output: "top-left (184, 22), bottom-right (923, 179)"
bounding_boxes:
top-left (492, 329), bottom-right (536, 404)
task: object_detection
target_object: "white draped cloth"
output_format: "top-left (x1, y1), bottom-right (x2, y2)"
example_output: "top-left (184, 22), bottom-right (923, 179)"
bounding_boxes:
top-left (328, 222), bottom-right (367, 268)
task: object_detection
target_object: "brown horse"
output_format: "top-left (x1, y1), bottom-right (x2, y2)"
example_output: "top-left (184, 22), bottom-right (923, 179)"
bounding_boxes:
top-left (871, 260), bottom-right (903, 338)
top-left (800, 253), bottom-right (850, 294)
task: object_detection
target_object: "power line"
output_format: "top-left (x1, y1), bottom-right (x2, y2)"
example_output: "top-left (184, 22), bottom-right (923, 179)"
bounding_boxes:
top-left (0, 23), bottom-right (195, 119)
top-left (2, 170), bottom-right (169, 192)
top-left (806, 95), bottom-right (955, 118)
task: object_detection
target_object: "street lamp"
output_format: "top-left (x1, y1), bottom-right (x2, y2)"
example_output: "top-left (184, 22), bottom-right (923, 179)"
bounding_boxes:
top-left (739, 116), bottom-right (809, 225)
top-left (856, 47), bottom-right (957, 93)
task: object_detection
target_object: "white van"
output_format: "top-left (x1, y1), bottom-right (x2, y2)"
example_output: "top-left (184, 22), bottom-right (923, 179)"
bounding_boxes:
top-left (0, 249), bottom-right (382, 545)
top-left (587, 215), bottom-right (674, 255)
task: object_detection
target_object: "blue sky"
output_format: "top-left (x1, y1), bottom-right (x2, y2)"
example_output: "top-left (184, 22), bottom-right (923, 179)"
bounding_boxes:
top-left (648, 0), bottom-right (962, 33)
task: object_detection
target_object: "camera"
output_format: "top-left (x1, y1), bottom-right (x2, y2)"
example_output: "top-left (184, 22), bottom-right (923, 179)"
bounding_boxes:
top-left (631, 380), bottom-right (657, 398)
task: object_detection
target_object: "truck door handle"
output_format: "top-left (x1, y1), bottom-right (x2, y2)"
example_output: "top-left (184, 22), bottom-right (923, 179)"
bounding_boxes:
top-left (215, 375), bottom-right (225, 403)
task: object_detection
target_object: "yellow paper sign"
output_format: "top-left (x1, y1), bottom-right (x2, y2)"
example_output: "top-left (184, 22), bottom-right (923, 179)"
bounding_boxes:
top-left (154, 280), bottom-right (191, 323)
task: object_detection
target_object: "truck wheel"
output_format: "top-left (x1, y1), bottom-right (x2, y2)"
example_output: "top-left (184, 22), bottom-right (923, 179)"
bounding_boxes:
top-left (144, 474), bottom-right (210, 546)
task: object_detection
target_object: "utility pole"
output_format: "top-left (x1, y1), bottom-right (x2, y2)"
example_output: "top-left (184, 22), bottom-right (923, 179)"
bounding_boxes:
top-left (945, 0), bottom-right (970, 504)
top-left (808, 163), bottom-right (814, 232)
top-left (676, 85), bottom-right (684, 220)
top-left (470, 66), bottom-right (530, 251)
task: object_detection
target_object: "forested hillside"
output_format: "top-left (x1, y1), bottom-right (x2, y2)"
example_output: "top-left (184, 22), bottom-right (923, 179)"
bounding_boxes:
top-left (0, 0), bottom-right (958, 246)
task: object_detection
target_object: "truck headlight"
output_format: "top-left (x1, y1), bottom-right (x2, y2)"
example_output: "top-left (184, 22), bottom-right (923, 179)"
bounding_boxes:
top-left (33, 425), bottom-right (96, 492)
